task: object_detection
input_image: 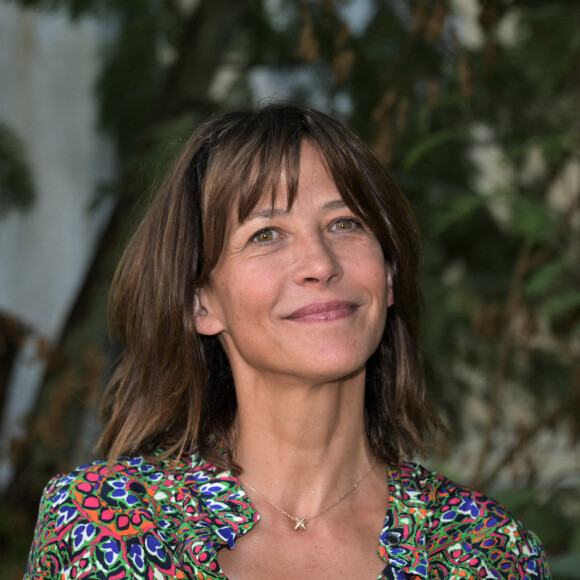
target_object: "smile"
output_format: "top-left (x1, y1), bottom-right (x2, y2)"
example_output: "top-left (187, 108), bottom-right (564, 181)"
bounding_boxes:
top-left (286, 301), bottom-right (359, 322)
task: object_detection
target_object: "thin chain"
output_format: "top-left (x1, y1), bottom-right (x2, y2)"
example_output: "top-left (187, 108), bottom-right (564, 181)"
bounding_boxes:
top-left (238, 456), bottom-right (377, 531)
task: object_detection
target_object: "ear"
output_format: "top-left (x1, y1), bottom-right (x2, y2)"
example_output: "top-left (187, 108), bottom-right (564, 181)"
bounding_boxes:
top-left (193, 289), bottom-right (225, 336)
top-left (386, 264), bottom-right (394, 308)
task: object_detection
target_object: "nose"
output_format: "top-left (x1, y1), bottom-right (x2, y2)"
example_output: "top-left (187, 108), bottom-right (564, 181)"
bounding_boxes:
top-left (294, 233), bottom-right (343, 285)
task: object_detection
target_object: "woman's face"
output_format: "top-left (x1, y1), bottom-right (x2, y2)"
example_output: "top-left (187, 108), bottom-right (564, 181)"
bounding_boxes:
top-left (195, 142), bottom-right (392, 387)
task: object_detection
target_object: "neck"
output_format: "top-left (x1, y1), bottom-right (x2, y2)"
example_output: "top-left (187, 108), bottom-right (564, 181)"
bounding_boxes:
top-left (231, 368), bottom-right (374, 517)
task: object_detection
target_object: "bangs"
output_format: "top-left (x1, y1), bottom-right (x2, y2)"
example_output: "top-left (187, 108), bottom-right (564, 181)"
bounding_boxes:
top-left (236, 136), bottom-right (303, 223)
top-left (235, 137), bottom-right (366, 224)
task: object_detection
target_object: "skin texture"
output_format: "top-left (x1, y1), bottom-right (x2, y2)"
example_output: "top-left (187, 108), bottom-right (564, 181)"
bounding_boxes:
top-left (195, 142), bottom-right (393, 579)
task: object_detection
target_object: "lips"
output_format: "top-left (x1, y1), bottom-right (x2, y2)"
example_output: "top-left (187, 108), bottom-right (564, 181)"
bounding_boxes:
top-left (286, 301), bottom-right (358, 322)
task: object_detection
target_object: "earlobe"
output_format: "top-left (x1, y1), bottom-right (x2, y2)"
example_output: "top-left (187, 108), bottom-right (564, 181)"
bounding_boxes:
top-left (193, 290), bottom-right (224, 336)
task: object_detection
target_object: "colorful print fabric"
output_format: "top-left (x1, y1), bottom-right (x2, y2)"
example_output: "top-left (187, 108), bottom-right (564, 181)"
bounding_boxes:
top-left (25, 449), bottom-right (551, 579)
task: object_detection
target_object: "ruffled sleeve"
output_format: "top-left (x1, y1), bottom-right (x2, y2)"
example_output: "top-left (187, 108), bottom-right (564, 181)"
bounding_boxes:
top-left (381, 462), bottom-right (551, 579)
top-left (24, 460), bottom-right (189, 579)
top-left (422, 465), bottom-right (551, 578)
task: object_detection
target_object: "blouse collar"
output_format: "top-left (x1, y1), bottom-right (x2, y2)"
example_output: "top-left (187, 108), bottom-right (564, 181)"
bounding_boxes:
top-left (184, 452), bottom-right (429, 578)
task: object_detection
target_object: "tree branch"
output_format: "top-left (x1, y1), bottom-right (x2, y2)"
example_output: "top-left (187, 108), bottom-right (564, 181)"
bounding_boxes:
top-left (478, 389), bottom-right (580, 490)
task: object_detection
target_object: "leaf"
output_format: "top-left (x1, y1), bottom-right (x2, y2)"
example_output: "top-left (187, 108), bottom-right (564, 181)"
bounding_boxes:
top-left (539, 132), bottom-right (575, 163)
top-left (511, 196), bottom-right (558, 245)
top-left (524, 258), bottom-right (569, 297)
top-left (0, 121), bottom-right (36, 217)
top-left (541, 291), bottom-right (580, 320)
top-left (517, 2), bottom-right (580, 95)
top-left (402, 128), bottom-right (468, 171)
top-left (432, 194), bottom-right (488, 235)
top-left (505, 133), bottom-right (573, 165)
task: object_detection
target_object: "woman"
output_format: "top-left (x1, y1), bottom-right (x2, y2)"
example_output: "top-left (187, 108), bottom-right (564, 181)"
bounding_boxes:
top-left (26, 103), bottom-right (550, 579)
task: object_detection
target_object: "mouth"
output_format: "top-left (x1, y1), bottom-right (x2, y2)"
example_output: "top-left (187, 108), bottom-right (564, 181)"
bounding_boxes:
top-left (286, 301), bottom-right (359, 322)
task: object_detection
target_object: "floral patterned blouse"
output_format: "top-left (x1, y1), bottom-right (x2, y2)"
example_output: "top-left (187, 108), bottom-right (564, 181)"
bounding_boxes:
top-left (26, 448), bottom-right (550, 579)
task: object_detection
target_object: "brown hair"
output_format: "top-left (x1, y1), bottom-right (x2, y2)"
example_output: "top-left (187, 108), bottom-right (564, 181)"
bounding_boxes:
top-left (99, 103), bottom-right (442, 470)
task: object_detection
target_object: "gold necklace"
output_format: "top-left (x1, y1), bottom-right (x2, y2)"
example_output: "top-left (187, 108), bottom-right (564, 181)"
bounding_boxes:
top-left (238, 456), bottom-right (377, 531)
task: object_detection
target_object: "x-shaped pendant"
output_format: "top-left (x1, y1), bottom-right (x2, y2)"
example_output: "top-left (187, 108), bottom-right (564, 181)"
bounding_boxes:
top-left (294, 518), bottom-right (307, 531)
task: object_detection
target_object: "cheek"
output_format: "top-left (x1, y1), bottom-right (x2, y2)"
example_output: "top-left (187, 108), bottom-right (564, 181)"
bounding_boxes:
top-left (220, 265), bottom-right (282, 325)
top-left (355, 243), bottom-right (388, 287)
top-left (360, 251), bottom-right (391, 327)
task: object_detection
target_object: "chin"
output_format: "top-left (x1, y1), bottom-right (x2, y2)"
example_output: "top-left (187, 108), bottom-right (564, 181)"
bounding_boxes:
top-left (297, 353), bottom-right (369, 383)
top-left (311, 340), bottom-right (377, 367)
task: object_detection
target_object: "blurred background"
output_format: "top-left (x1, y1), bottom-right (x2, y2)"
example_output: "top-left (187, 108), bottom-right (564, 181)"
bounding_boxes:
top-left (0, 0), bottom-right (578, 576)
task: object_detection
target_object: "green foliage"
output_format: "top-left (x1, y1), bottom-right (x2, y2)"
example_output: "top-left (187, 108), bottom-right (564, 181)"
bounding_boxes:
top-left (431, 192), bottom-right (488, 235)
top-left (511, 195), bottom-right (559, 244)
top-left (542, 291), bottom-right (580, 321)
top-left (0, 121), bottom-right (36, 217)
top-left (402, 127), bottom-right (470, 171)
top-left (525, 258), bottom-right (570, 297)
top-left (515, 3), bottom-right (580, 95)
top-left (4, 0), bottom-right (119, 19)
top-left (96, 4), bottom-right (163, 150)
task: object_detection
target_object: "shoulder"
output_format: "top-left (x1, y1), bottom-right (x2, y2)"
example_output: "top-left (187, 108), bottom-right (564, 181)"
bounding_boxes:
top-left (25, 449), bottom-right (239, 579)
top-left (31, 448), bottom-right (216, 531)
top-left (387, 461), bottom-right (551, 578)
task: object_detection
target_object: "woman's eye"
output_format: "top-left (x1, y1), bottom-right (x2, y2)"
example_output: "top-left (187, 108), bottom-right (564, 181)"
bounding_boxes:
top-left (331, 218), bottom-right (358, 231)
top-left (251, 228), bottom-right (278, 244)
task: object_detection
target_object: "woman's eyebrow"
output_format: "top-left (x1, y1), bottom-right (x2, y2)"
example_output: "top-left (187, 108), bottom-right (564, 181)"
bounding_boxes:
top-left (319, 199), bottom-right (348, 212)
top-left (244, 208), bottom-right (288, 221)
top-left (244, 199), bottom-right (348, 223)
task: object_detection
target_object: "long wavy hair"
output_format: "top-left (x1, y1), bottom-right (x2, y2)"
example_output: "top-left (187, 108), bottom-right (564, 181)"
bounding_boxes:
top-left (99, 103), bottom-right (442, 471)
